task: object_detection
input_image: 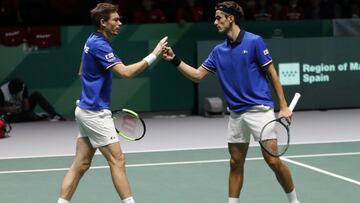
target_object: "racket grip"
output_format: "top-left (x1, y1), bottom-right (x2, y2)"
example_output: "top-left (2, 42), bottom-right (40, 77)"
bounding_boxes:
top-left (288, 92), bottom-right (301, 112)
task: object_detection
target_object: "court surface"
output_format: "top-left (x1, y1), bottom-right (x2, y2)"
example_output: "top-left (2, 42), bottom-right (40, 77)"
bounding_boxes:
top-left (0, 109), bottom-right (359, 202)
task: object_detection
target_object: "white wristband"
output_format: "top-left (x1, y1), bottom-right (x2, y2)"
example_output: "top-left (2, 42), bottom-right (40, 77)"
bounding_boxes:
top-left (143, 53), bottom-right (157, 66)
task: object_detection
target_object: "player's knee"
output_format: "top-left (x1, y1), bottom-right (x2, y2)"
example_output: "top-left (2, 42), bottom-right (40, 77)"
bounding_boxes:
top-left (116, 153), bottom-right (126, 162)
top-left (77, 160), bottom-right (92, 174)
top-left (109, 153), bottom-right (126, 169)
top-left (229, 158), bottom-right (244, 171)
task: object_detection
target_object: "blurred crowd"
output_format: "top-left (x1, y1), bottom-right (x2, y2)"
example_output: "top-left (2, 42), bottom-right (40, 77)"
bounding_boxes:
top-left (0, 0), bottom-right (359, 25)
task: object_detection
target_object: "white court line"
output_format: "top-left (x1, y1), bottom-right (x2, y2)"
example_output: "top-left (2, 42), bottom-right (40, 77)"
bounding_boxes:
top-left (0, 152), bottom-right (359, 176)
top-left (0, 159), bottom-right (233, 175)
top-left (284, 152), bottom-right (360, 159)
top-left (282, 157), bottom-right (360, 186)
top-left (1, 139), bottom-right (360, 160)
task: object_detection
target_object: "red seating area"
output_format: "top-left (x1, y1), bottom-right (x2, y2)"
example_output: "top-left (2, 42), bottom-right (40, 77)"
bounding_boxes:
top-left (0, 0), bottom-right (359, 26)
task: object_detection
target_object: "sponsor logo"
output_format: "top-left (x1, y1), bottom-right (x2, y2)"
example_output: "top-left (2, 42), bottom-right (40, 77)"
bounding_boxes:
top-left (5, 31), bottom-right (20, 37)
top-left (36, 34), bottom-right (51, 39)
top-left (279, 63), bottom-right (300, 86)
top-left (84, 45), bottom-right (89, 54)
top-left (263, 49), bottom-right (269, 55)
top-left (105, 53), bottom-right (115, 61)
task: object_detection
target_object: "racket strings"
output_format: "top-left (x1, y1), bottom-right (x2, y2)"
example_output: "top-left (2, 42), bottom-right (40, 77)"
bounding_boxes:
top-left (113, 113), bottom-right (144, 139)
top-left (260, 120), bottom-right (289, 156)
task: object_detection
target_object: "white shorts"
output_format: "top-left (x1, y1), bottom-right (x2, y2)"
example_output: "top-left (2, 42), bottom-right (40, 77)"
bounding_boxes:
top-left (75, 106), bottom-right (119, 148)
top-left (227, 105), bottom-right (276, 143)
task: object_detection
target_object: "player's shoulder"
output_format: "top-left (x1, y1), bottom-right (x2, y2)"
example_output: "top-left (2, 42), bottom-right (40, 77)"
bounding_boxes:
top-left (86, 32), bottom-right (110, 49)
top-left (244, 31), bottom-right (263, 42)
top-left (212, 40), bottom-right (227, 52)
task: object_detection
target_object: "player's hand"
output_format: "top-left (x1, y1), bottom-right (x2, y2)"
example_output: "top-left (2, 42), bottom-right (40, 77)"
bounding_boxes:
top-left (279, 107), bottom-right (292, 125)
top-left (162, 46), bottom-right (175, 61)
top-left (152, 36), bottom-right (168, 56)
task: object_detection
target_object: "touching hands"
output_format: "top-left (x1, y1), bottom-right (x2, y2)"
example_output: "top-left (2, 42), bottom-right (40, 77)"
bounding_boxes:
top-left (151, 37), bottom-right (178, 64)
top-left (162, 46), bottom-right (175, 61)
top-left (152, 36), bottom-right (168, 56)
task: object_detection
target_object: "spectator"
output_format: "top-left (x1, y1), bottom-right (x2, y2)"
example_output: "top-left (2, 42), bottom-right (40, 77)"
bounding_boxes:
top-left (132, 0), bottom-right (166, 23)
top-left (0, 78), bottom-right (66, 122)
top-left (19, 0), bottom-right (52, 25)
top-left (254, 0), bottom-right (273, 21)
top-left (318, 0), bottom-right (335, 19)
top-left (280, 0), bottom-right (305, 20)
top-left (156, 0), bottom-right (177, 22)
top-left (305, 0), bottom-right (322, 19)
top-left (50, 0), bottom-right (79, 25)
top-left (243, 0), bottom-right (257, 20)
top-left (335, 0), bottom-right (359, 19)
top-left (270, 0), bottom-right (285, 20)
top-left (0, 0), bottom-right (22, 25)
top-left (351, 2), bottom-right (359, 18)
top-left (176, 0), bottom-right (205, 24)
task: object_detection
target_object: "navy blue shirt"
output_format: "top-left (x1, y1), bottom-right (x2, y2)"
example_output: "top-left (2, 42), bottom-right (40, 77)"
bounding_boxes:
top-left (79, 32), bottom-right (122, 110)
top-left (202, 30), bottom-right (274, 113)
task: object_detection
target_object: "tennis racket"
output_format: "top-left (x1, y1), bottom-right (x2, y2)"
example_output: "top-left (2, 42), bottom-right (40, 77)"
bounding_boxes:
top-left (112, 109), bottom-right (146, 141)
top-left (259, 93), bottom-right (301, 157)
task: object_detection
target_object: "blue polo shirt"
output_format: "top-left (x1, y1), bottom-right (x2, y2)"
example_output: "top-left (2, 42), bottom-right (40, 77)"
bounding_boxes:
top-left (202, 30), bottom-right (274, 113)
top-left (78, 32), bottom-right (122, 110)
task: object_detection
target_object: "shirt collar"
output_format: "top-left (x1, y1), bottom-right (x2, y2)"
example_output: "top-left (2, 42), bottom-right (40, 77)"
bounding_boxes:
top-left (227, 29), bottom-right (245, 46)
top-left (94, 31), bottom-right (110, 43)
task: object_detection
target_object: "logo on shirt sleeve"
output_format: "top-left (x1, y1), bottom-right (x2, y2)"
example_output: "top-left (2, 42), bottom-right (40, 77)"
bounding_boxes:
top-left (84, 45), bottom-right (89, 54)
top-left (263, 49), bottom-right (269, 55)
top-left (105, 53), bottom-right (115, 61)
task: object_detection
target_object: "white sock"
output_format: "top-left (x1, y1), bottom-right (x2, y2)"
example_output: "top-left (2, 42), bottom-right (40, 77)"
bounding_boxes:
top-left (286, 188), bottom-right (299, 203)
top-left (57, 198), bottom-right (69, 203)
top-left (123, 196), bottom-right (135, 203)
top-left (229, 197), bottom-right (239, 203)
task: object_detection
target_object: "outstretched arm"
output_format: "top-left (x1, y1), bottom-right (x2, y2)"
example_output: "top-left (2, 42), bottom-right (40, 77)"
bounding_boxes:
top-left (162, 46), bottom-right (209, 83)
top-left (110, 36), bottom-right (168, 78)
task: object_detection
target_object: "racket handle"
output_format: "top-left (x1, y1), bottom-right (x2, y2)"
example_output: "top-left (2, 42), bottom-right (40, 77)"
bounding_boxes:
top-left (288, 92), bottom-right (301, 112)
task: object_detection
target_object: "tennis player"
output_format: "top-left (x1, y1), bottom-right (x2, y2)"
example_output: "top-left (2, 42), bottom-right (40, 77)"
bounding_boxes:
top-left (57, 3), bottom-right (167, 203)
top-left (162, 1), bottom-right (299, 203)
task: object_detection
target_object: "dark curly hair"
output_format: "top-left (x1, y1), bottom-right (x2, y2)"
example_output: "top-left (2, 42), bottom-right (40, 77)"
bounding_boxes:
top-left (215, 1), bottom-right (244, 26)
